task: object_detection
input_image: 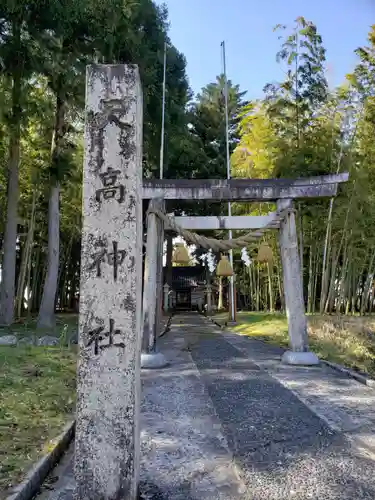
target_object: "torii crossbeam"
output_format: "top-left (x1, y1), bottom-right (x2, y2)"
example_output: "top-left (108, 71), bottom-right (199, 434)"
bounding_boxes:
top-left (142, 173), bottom-right (348, 201)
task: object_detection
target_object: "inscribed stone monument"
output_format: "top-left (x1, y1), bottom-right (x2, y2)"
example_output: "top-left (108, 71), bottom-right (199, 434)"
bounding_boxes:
top-left (75, 64), bottom-right (143, 499)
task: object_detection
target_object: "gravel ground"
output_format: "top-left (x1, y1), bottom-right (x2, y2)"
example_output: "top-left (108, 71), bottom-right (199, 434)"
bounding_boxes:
top-left (189, 316), bottom-right (375, 499)
top-left (37, 313), bottom-right (375, 499)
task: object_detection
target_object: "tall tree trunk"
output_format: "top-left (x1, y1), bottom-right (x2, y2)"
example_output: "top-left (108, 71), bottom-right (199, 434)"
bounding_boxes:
top-left (307, 241), bottom-right (314, 314)
top-left (31, 247), bottom-right (41, 312)
top-left (57, 235), bottom-right (74, 309)
top-left (60, 244), bottom-right (73, 311)
top-left (312, 248), bottom-right (319, 313)
top-left (323, 191), bottom-right (353, 313)
top-left (37, 90), bottom-right (65, 328)
top-left (15, 189), bottom-right (37, 318)
top-left (248, 265), bottom-right (253, 310)
top-left (15, 241), bottom-right (27, 319)
top-left (351, 264), bottom-right (357, 314)
top-left (324, 245), bottom-right (338, 313)
top-left (295, 29), bottom-right (300, 148)
top-left (298, 203), bottom-right (304, 282)
top-left (320, 117), bottom-right (351, 313)
top-left (256, 262), bottom-right (260, 311)
top-left (345, 262), bottom-right (352, 315)
top-left (37, 183), bottom-right (60, 328)
top-left (0, 68), bottom-right (22, 325)
top-left (335, 238), bottom-right (349, 313)
top-left (276, 260), bottom-right (284, 311)
top-left (360, 250), bottom-right (375, 316)
top-left (338, 253), bottom-right (350, 313)
top-left (267, 263), bottom-right (274, 312)
top-left (70, 270), bottom-right (79, 311)
top-left (320, 210), bottom-right (332, 314)
top-left (25, 244), bottom-right (35, 315)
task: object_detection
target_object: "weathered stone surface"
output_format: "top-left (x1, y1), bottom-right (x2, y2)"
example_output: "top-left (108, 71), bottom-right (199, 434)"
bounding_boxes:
top-left (277, 198), bottom-right (310, 353)
top-left (142, 199), bottom-right (164, 353)
top-left (140, 351), bottom-right (168, 369)
top-left (281, 350), bottom-right (320, 366)
top-left (0, 334), bottom-right (17, 345)
top-left (154, 204), bottom-right (164, 349)
top-left (38, 335), bottom-right (59, 346)
top-left (171, 213), bottom-right (280, 230)
top-left (74, 64), bottom-right (143, 500)
top-left (142, 173), bottom-right (349, 201)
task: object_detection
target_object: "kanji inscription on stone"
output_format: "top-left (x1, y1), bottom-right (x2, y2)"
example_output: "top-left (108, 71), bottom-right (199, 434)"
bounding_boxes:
top-left (89, 240), bottom-right (134, 281)
top-left (86, 318), bottom-right (125, 355)
top-left (96, 167), bottom-right (125, 203)
top-left (75, 64), bottom-right (143, 500)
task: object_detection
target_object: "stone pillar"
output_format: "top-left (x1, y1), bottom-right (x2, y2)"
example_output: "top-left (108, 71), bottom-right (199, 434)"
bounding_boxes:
top-left (75, 65), bottom-right (143, 500)
top-left (277, 198), bottom-right (319, 365)
top-left (163, 283), bottom-right (170, 312)
top-left (141, 199), bottom-right (168, 368)
top-left (155, 218), bottom-right (164, 336)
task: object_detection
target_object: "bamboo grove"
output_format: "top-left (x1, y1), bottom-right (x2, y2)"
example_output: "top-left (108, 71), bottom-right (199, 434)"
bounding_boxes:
top-left (0, 7), bottom-right (373, 327)
top-left (232, 19), bottom-right (375, 315)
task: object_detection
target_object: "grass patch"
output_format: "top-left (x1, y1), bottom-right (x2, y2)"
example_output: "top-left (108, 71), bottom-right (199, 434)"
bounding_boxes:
top-left (213, 311), bottom-right (375, 377)
top-left (0, 313), bottom-right (78, 340)
top-left (0, 344), bottom-right (76, 498)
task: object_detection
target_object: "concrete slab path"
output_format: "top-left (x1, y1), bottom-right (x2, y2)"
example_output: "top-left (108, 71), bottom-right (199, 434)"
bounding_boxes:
top-left (37, 313), bottom-right (375, 499)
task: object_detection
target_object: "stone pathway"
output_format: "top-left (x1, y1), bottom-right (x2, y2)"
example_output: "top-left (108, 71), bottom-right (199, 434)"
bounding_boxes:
top-left (37, 313), bottom-right (375, 499)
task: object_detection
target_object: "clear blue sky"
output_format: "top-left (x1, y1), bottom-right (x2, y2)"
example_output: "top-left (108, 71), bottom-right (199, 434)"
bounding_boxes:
top-left (155, 0), bottom-right (374, 100)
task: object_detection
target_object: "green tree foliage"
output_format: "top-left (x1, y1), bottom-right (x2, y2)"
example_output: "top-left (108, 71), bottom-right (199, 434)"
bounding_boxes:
top-left (0, 0), bottom-right (191, 323)
top-left (179, 75), bottom-right (247, 224)
top-left (0, 0), bottom-right (53, 324)
top-left (232, 21), bottom-right (375, 316)
top-left (189, 74), bottom-right (247, 178)
top-left (0, 5), bottom-right (374, 323)
top-left (264, 17), bottom-right (328, 147)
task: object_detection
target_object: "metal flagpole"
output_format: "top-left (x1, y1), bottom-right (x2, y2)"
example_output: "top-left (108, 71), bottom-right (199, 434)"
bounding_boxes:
top-left (221, 40), bottom-right (235, 323)
top-left (160, 42), bottom-right (167, 180)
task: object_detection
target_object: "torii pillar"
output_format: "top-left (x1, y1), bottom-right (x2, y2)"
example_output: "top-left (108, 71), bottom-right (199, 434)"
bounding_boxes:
top-left (277, 199), bottom-right (319, 365)
top-left (141, 199), bottom-right (168, 369)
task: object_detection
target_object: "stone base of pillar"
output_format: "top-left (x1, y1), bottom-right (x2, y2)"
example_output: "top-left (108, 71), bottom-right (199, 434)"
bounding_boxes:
top-left (227, 320), bottom-right (237, 327)
top-left (281, 350), bottom-right (320, 366)
top-left (141, 351), bottom-right (168, 369)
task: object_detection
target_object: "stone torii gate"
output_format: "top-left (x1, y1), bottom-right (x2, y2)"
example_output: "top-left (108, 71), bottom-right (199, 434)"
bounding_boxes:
top-left (142, 173), bottom-right (348, 366)
top-left (75, 64), bottom-right (348, 500)
top-left (142, 175), bottom-right (348, 344)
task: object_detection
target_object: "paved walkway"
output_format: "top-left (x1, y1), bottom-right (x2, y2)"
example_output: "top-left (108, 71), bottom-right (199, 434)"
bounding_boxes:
top-left (38, 313), bottom-right (375, 499)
